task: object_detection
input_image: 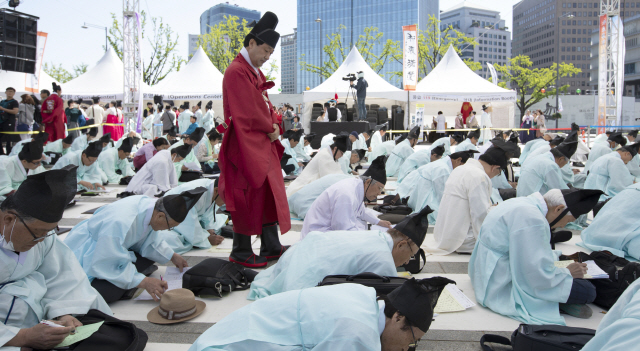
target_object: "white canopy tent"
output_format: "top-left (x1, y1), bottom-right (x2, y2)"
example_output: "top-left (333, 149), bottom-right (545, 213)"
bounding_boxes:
top-left (0, 69), bottom-right (56, 97)
top-left (410, 45), bottom-right (516, 130)
top-left (302, 46), bottom-right (408, 130)
top-left (60, 48), bottom-right (150, 101)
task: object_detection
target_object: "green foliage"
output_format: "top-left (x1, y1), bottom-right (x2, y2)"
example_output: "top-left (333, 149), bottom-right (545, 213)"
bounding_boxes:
top-left (106, 11), bottom-right (185, 85)
top-left (493, 55), bottom-right (581, 118)
top-left (264, 59), bottom-right (279, 82)
top-left (43, 62), bottom-right (88, 83)
top-left (551, 113), bottom-right (562, 119)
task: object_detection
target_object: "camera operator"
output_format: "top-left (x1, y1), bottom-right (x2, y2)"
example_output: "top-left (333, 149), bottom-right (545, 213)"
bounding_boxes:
top-left (350, 71), bottom-right (368, 120)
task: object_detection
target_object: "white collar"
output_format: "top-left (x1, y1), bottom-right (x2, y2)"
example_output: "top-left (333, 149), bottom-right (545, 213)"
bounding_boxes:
top-left (384, 232), bottom-right (394, 251)
top-left (14, 156), bottom-right (27, 177)
top-left (377, 300), bottom-right (386, 336)
top-left (142, 202), bottom-right (156, 233)
top-left (445, 156), bottom-right (453, 170)
top-left (532, 192), bottom-right (548, 216)
top-left (240, 47), bottom-right (259, 75)
top-left (612, 152), bottom-right (622, 160)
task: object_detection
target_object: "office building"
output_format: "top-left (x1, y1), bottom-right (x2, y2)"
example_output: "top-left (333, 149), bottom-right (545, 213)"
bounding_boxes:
top-left (440, 2), bottom-right (511, 80)
top-left (297, 0), bottom-right (439, 93)
top-left (281, 29), bottom-right (298, 94)
top-left (200, 2), bottom-right (261, 35)
top-left (188, 34), bottom-right (200, 58)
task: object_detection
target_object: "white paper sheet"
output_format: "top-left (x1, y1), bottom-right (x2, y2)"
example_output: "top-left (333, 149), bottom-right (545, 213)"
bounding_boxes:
top-left (134, 267), bottom-right (191, 300)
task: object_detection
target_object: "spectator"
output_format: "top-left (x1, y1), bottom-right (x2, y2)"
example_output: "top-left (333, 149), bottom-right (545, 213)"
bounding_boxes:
top-left (17, 94), bottom-right (36, 140)
top-left (0, 87), bottom-right (20, 154)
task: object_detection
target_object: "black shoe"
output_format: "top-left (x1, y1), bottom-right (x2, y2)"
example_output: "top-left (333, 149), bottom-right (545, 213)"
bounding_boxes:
top-left (259, 225), bottom-right (290, 261)
top-left (229, 232), bottom-right (267, 268)
top-left (573, 162), bottom-right (585, 167)
top-left (551, 230), bottom-right (573, 244)
top-left (512, 162), bottom-right (521, 167)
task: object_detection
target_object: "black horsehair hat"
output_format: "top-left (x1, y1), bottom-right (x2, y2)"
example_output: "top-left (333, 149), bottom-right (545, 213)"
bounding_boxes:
top-left (562, 188), bottom-right (604, 217)
top-left (484, 139), bottom-right (519, 168)
top-left (363, 155), bottom-right (387, 184)
top-left (386, 277), bottom-right (455, 333)
top-left (99, 133), bottom-right (112, 144)
top-left (172, 144), bottom-right (192, 158)
top-left (162, 187), bottom-right (207, 223)
top-left (408, 126), bottom-right (421, 139)
top-left (19, 140), bottom-right (44, 161)
top-left (88, 127), bottom-right (99, 137)
top-left (13, 165), bottom-right (77, 223)
top-left (450, 150), bottom-right (479, 163)
top-left (395, 206), bottom-right (433, 247)
top-left (246, 11), bottom-right (280, 48)
top-left (83, 141), bottom-right (103, 158)
top-left (62, 134), bottom-right (75, 145)
top-left (189, 127), bottom-right (206, 143)
top-left (355, 149), bottom-right (366, 161)
top-left (550, 135), bottom-right (565, 146)
top-left (622, 142), bottom-right (640, 157)
top-left (332, 132), bottom-right (349, 153)
top-left (468, 128), bottom-right (481, 140)
top-left (430, 145), bottom-right (445, 157)
top-left (118, 137), bottom-right (134, 153)
top-left (608, 132), bottom-right (627, 146)
top-left (451, 134), bottom-right (464, 144)
top-left (555, 131), bottom-right (579, 159)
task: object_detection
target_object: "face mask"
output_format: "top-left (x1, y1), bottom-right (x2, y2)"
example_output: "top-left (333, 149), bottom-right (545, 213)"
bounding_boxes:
top-left (1, 220), bottom-right (17, 252)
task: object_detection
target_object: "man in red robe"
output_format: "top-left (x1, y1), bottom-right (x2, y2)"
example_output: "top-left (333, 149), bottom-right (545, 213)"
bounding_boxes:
top-left (41, 83), bottom-right (65, 142)
top-left (217, 11), bottom-right (290, 268)
top-left (460, 102), bottom-right (473, 125)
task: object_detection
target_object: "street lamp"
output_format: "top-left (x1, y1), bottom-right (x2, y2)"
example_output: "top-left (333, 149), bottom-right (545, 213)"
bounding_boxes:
top-left (82, 22), bottom-right (108, 52)
top-left (316, 17), bottom-right (323, 83)
top-left (555, 12), bottom-right (574, 129)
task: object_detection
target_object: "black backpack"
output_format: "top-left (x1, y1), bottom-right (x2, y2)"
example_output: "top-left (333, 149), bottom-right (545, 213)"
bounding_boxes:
top-left (182, 258), bottom-right (258, 298)
top-left (317, 272), bottom-right (409, 295)
top-left (481, 324), bottom-right (595, 351)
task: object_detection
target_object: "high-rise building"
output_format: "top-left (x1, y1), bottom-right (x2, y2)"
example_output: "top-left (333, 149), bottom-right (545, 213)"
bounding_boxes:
top-left (188, 34), bottom-right (200, 58)
top-left (199, 2), bottom-right (261, 35)
top-left (296, 0), bottom-right (439, 93)
top-left (281, 29), bottom-right (298, 94)
top-left (512, 0), bottom-right (602, 93)
top-left (440, 2), bottom-right (512, 81)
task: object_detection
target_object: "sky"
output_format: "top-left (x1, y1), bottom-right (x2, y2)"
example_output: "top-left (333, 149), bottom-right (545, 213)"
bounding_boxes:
top-left (4, 0), bottom-right (520, 92)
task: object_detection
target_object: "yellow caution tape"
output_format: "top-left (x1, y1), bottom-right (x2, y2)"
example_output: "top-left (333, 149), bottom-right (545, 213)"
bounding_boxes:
top-left (0, 123), bottom-right (125, 134)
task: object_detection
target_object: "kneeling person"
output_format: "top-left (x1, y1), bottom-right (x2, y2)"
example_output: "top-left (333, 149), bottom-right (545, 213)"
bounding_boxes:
top-left (52, 141), bottom-right (105, 191)
top-left (97, 137), bottom-right (136, 184)
top-left (125, 145), bottom-right (190, 197)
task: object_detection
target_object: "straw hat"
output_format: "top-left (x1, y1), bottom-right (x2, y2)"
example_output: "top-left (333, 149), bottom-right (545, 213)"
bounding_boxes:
top-left (147, 289), bottom-right (206, 324)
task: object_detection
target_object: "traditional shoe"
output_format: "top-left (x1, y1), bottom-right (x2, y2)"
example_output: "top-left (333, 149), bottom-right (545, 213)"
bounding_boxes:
top-left (573, 162), bottom-right (585, 167)
top-left (559, 303), bottom-right (593, 319)
top-left (259, 225), bottom-right (290, 261)
top-left (229, 232), bottom-right (267, 268)
top-left (551, 230), bottom-right (573, 244)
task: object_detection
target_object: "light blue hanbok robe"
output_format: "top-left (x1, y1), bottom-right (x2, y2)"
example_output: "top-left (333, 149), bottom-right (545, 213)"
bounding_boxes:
top-left (522, 143), bottom-right (551, 166)
top-left (157, 179), bottom-right (228, 254)
top-left (97, 147), bottom-right (136, 184)
top-left (518, 138), bottom-right (547, 165)
top-left (294, 135), bottom-right (311, 162)
top-left (339, 151), bottom-right (355, 175)
top-left (469, 193), bottom-right (573, 325)
top-left (0, 156), bottom-right (27, 201)
top-left (70, 134), bottom-right (89, 152)
top-left (168, 139), bottom-right (202, 181)
top-left (584, 152), bottom-right (634, 201)
top-left (368, 140), bottom-right (395, 162)
top-left (626, 154), bottom-right (640, 181)
top-left (352, 134), bottom-right (368, 151)
top-left (584, 141), bottom-right (613, 174)
top-left (581, 279), bottom-right (640, 351)
top-left (517, 152), bottom-right (568, 197)
top-left (7, 140), bottom-right (47, 174)
top-left (281, 139), bottom-right (301, 175)
top-left (178, 110), bottom-right (193, 134)
top-left (43, 138), bottom-right (70, 156)
top-left (431, 136), bottom-right (453, 156)
top-left (579, 183), bottom-right (640, 259)
top-left (397, 157), bottom-right (453, 223)
top-left (490, 170), bottom-right (514, 204)
top-left (385, 139), bottom-right (414, 177)
top-left (52, 150), bottom-right (104, 191)
top-left (0, 235), bottom-right (112, 349)
top-left (288, 174), bottom-right (352, 219)
top-left (64, 196), bottom-right (175, 289)
top-left (202, 110), bottom-right (215, 133)
top-left (248, 230), bottom-right (397, 300)
top-left (189, 284), bottom-right (381, 351)
top-left (397, 149), bottom-right (433, 184)
top-left (455, 138), bottom-right (478, 153)
top-left (7, 139), bottom-right (31, 157)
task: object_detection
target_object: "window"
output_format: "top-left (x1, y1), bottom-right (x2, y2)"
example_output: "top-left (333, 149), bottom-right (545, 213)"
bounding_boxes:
top-left (578, 3), bottom-right (582, 8)
top-left (562, 47), bottom-right (566, 52)
top-left (563, 3), bottom-right (566, 8)
top-left (572, 38), bottom-right (576, 43)
top-left (625, 63), bottom-right (636, 74)
top-left (563, 20), bottom-right (566, 25)
top-left (562, 55), bottom-right (566, 60)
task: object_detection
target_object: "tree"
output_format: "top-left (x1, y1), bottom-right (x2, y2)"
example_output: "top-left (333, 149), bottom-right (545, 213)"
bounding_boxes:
top-left (418, 15), bottom-right (480, 78)
top-left (493, 55), bottom-right (582, 118)
top-left (106, 11), bottom-right (185, 85)
top-left (299, 25), bottom-right (403, 81)
top-left (43, 62), bottom-right (88, 83)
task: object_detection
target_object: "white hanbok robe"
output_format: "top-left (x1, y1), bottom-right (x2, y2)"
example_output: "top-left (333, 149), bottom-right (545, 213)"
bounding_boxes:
top-left (0, 156), bottom-right (27, 201)
top-left (436, 114), bottom-right (446, 133)
top-left (64, 196), bottom-right (175, 289)
top-left (518, 138), bottom-right (547, 165)
top-left (319, 133), bottom-right (335, 149)
top-left (368, 140), bottom-right (395, 162)
top-left (579, 183), bottom-right (640, 259)
top-left (517, 152), bottom-right (568, 197)
top-left (202, 110), bottom-right (215, 133)
top-left (431, 136), bottom-right (453, 157)
top-left (168, 140), bottom-right (202, 180)
top-left (584, 152), bottom-right (634, 201)
top-left (248, 230), bottom-right (397, 300)
top-left (194, 109), bottom-right (203, 125)
top-left (97, 147), bottom-right (135, 184)
top-left (141, 113), bottom-right (154, 139)
top-left (293, 135), bottom-right (311, 162)
top-left (352, 134), bottom-right (368, 151)
top-left (288, 174), bottom-right (352, 219)
top-left (43, 139), bottom-right (70, 156)
top-left (480, 112), bottom-right (492, 144)
top-left (339, 151), bottom-right (354, 175)
top-left (189, 284), bottom-right (381, 351)
top-left (7, 139), bottom-right (31, 157)
top-left (125, 149), bottom-right (178, 197)
top-left (281, 139), bottom-right (301, 175)
top-left (370, 131), bottom-right (383, 153)
top-left (70, 134), bottom-right (89, 152)
top-left (52, 150), bottom-right (104, 191)
top-left (581, 278), bottom-right (640, 351)
top-left (301, 177), bottom-right (381, 238)
top-left (286, 147), bottom-right (343, 197)
top-left (427, 159), bottom-right (492, 254)
top-left (571, 138), bottom-right (590, 163)
top-left (385, 139), bottom-right (414, 177)
top-left (397, 149), bottom-right (433, 183)
top-left (157, 179), bottom-right (227, 254)
top-left (584, 141), bottom-right (613, 174)
top-left (469, 193), bottom-right (573, 325)
top-left (178, 110), bottom-right (193, 134)
top-left (455, 138), bottom-right (478, 153)
top-left (626, 154), bottom-right (640, 181)
top-left (397, 157), bottom-right (453, 223)
top-left (0, 236), bottom-right (112, 349)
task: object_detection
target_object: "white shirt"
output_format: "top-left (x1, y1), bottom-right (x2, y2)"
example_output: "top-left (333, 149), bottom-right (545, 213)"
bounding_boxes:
top-left (377, 300), bottom-right (386, 336)
top-left (240, 47), bottom-right (259, 75)
top-left (436, 114), bottom-right (446, 133)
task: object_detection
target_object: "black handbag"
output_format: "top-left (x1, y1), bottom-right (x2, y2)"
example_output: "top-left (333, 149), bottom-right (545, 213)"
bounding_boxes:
top-left (182, 258), bottom-right (258, 298)
top-left (401, 248), bottom-right (426, 274)
top-left (119, 176), bottom-right (133, 185)
top-left (373, 204), bottom-right (413, 215)
top-left (480, 324), bottom-right (595, 351)
top-left (317, 272), bottom-right (409, 295)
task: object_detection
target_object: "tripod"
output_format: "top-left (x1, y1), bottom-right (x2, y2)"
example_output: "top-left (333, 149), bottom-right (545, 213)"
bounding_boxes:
top-left (345, 82), bottom-right (358, 121)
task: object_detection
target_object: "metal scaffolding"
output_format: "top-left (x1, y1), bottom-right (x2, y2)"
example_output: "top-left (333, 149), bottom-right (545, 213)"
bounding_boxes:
top-left (123, 0), bottom-right (141, 133)
top-left (600, 0), bottom-right (621, 126)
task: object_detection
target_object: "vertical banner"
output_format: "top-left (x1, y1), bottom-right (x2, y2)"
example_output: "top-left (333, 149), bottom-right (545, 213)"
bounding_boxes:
top-left (597, 15), bottom-right (607, 135)
top-left (26, 32), bottom-right (48, 93)
top-left (135, 12), bottom-right (144, 133)
top-left (486, 62), bottom-right (498, 85)
top-left (612, 16), bottom-right (625, 126)
top-left (415, 103), bottom-right (425, 128)
top-left (402, 25), bottom-right (418, 91)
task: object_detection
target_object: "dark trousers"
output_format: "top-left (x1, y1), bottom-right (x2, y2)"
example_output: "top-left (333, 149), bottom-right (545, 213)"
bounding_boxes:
top-left (357, 98), bottom-right (367, 120)
top-left (91, 253), bottom-right (156, 303)
top-left (565, 279), bottom-right (596, 305)
top-left (200, 162), bottom-right (220, 174)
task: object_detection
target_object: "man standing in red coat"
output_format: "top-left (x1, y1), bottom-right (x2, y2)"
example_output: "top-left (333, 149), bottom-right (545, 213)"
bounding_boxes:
top-left (41, 83), bottom-right (65, 142)
top-left (217, 11), bottom-right (291, 268)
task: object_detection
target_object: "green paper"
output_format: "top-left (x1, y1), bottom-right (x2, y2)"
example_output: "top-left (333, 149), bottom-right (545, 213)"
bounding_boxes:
top-left (54, 321), bottom-right (104, 348)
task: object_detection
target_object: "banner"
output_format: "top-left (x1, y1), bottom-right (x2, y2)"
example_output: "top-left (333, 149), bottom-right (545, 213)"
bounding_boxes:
top-left (558, 97), bottom-right (563, 113)
top-left (415, 103), bottom-right (424, 127)
top-left (402, 25), bottom-right (418, 91)
top-left (26, 32), bottom-right (48, 93)
top-left (410, 92), bottom-right (516, 102)
top-left (486, 62), bottom-right (498, 86)
top-left (597, 14), bottom-right (607, 134)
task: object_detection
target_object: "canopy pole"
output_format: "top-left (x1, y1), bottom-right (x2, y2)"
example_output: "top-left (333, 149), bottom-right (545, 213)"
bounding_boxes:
top-left (406, 90), bottom-right (410, 130)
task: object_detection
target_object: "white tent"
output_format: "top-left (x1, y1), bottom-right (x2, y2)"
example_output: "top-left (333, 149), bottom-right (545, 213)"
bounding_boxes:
top-left (409, 45), bottom-right (516, 129)
top-left (60, 48), bottom-right (150, 101)
top-left (0, 69), bottom-right (56, 97)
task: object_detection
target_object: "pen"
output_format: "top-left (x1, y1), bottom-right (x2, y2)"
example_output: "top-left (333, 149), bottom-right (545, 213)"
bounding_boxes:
top-left (40, 320), bottom-right (64, 328)
top-left (160, 275), bottom-right (163, 281)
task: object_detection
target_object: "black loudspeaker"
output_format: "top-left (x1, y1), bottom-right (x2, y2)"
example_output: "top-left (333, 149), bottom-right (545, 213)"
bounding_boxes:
top-left (0, 9), bottom-right (38, 74)
top-left (153, 95), bottom-right (163, 106)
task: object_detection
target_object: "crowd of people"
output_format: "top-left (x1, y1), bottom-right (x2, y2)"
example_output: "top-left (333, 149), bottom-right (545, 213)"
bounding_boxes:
top-left (2, 10), bottom-right (640, 351)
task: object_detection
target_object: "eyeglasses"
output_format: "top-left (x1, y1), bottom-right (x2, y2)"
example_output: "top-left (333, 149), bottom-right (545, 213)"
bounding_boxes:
top-left (408, 326), bottom-right (418, 351)
top-left (9, 212), bottom-right (57, 242)
top-left (163, 212), bottom-right (175, 231)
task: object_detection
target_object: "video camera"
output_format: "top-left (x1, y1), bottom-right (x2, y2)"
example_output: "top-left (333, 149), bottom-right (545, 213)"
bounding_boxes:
top-left (342, 73), bottom-right (357, 82)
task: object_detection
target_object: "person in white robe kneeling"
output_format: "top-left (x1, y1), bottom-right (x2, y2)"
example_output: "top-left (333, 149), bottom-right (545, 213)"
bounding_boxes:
top-left (97, 137), bottom-right (136, 184)
top-left (396, 144), bottom-right (445, 183)
top-left (301, 155), bottom-right (392, 238)
top-left (0, 139), bottom-right (46, 201)
top-left (64, 188), bottom-right (206, 303)
top-left (469, 188), bottom-right (603, 324)
top-left (249, 207), bottom-right (432, 300)
top-left (0, 165), bottom-right (111, 350)
top-left (70, 127), bottom-right (99, 152)
top-left (385, 126), bottom-right (420, 177)
top-left (125, 145), bottom-right (190, 197)
top-left (288, 173), bottom-right (352, 219)
top-left (52, 141), bottom-right (105, 192)
top-left (584, 143), bottom-right (637, 201)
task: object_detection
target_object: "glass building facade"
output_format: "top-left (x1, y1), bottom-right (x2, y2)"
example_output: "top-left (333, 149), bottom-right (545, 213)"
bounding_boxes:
top-left (296, 0), bottom-right (439, 93)
top-left (281, 29), bottom-right (298, 94)
top-left (200, 3), bottom-right (261, 35)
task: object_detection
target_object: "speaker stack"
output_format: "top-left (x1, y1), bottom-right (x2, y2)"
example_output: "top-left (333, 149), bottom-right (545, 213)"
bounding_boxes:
top-left (0, 9), bottom-right (39, 74)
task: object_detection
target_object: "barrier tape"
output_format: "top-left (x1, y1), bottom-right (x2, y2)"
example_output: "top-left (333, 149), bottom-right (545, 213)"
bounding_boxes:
top-left (0, 123), bottom-right (126, 135)
top-left (388, 125), bottom-right (640, 134)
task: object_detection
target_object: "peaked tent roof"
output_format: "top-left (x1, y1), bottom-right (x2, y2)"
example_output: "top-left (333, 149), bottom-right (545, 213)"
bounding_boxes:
top-left (147, 46), bottom-right (224, 100)
top-left (0, 69), bottom-right (56, 96)
top-left (61, 48), bottom-right (151, 100)
top-left (411, 45), bottom-right (515, 102)
top-left (303, 46), bottom-right (406, 102)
